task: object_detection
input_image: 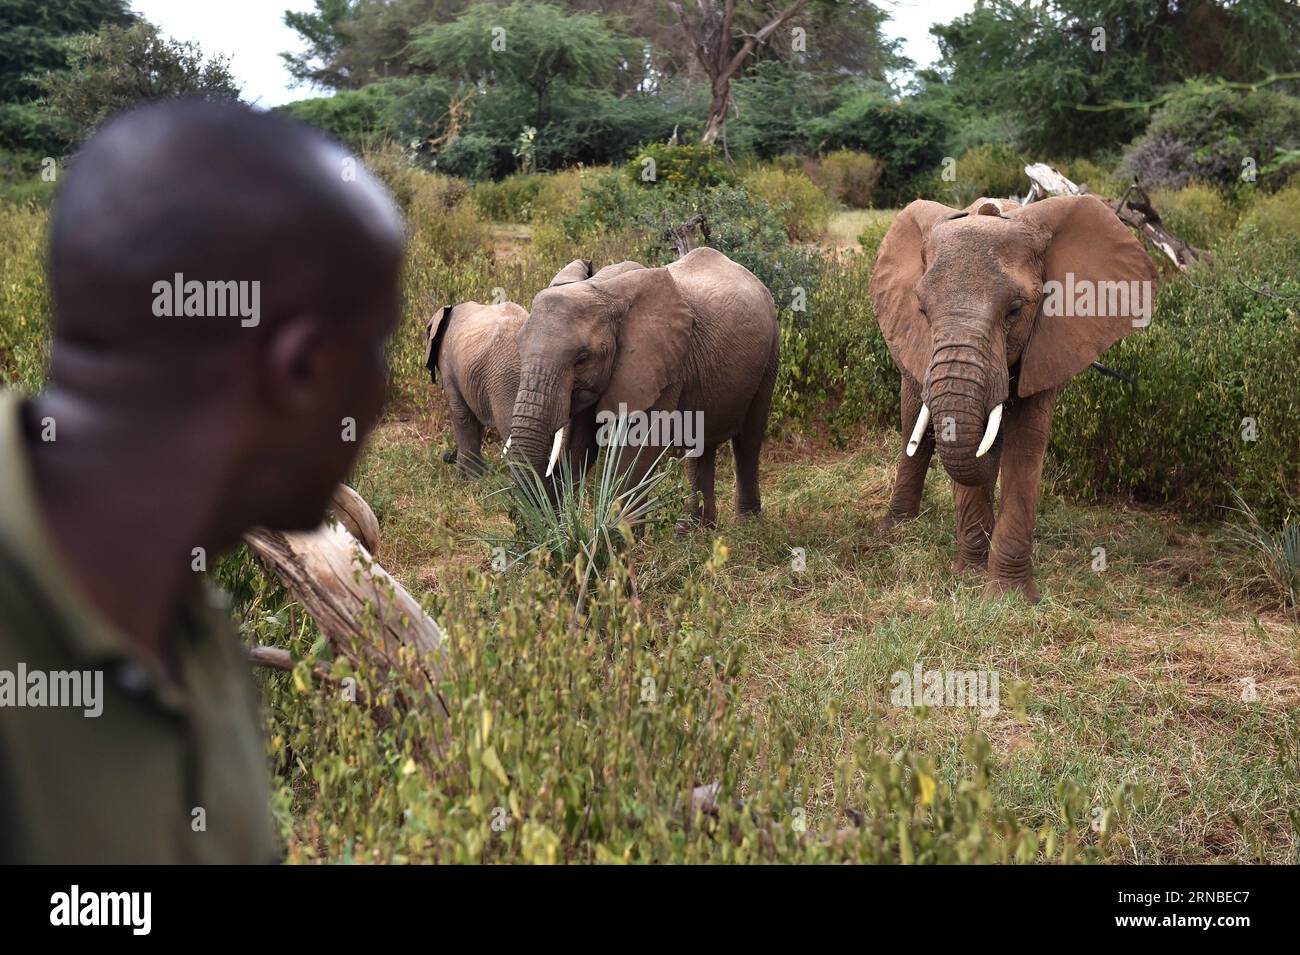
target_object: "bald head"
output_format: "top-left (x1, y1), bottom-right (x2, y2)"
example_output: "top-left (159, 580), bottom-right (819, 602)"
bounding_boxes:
top-left (41, 98), bottom-right (408, 532)
top-left (50, 98), bottom-right (404, 352)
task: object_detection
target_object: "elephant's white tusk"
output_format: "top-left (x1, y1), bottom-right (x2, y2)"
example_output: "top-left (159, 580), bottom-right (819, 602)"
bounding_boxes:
top-left (545, 426), bottom-right (565, 477)
top-left (975, 404), bottom-right (1003, 458)
top-left (906, 404), bottom-right (930, 457)
top-left (503, 435), bottom-right (511, 453)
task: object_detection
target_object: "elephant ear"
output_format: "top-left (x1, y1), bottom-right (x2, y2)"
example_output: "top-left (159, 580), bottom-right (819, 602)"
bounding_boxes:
top-left (548, 258), bottom-right (593, 286)
top-left (596, 267), bottom-right (693, 416)
top-left (869, 199), bottom-right (961, 384)
top-left (1012, 195), bottom-right (1157, 397)
top-left (424, 304), bottom-right (453, 382)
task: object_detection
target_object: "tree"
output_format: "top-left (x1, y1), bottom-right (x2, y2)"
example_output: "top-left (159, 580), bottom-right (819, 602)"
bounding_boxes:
top-left (0, 0), bottom-right (135, 102)
top-left (407, 2), bottom-right (644, 131)
top-left (38, 23), bottom-right (241, 142)
top-left (931, 0), bottom-right (1300, 157)
top-left (0, 0), bottom-right (135, 156)
top-left (667, 0), bottom-right (811, 147)
top-left (282, 0), bottom-right (474, 91)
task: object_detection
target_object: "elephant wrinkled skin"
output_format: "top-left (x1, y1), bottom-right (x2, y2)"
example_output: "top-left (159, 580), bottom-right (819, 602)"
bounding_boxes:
top-left (509, 246), bottom-right (779, 525)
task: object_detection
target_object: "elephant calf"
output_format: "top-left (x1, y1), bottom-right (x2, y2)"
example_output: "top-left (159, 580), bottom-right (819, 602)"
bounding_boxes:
top-left (871, 195), bottom-right (1156, 602)
top-left (424, 258), bottom-right (594, 475)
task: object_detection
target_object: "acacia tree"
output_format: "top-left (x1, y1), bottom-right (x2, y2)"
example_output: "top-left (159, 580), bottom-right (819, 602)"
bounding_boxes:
top-left (407, 1), bottom-right (643, 131)
top-left (667, 0), bottom-right (811, 146)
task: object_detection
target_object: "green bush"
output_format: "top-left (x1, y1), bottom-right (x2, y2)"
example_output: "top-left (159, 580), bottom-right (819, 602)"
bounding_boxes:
top-left (740, 167), bottom-right (832, 241)
top-left (1148, 182), bottom-right (1240, 252)
top-left (225, 542), bottom-right (1104, 863)
top-left (806, 88), bottom-right (949, 206)
top-left (1121, 86), bottom-right (1300, 191)
top-left (470, 173), bottom-right (546, 222)
top-left (915, 143), bottom-right (1028, 208)
top-left (627, 142), bottom-right (735, 191)
top-left (1238, 180), bottom-right (1300, 244)
top-left (806, 149), bottom-right (883, 209)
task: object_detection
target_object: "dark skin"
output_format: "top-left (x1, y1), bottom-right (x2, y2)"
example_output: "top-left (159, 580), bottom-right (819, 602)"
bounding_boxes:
top-left (23, 100), bottom-right (405, 666)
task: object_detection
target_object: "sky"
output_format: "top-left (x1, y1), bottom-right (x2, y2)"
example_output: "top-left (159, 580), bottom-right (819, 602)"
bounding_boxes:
top-left (129, 0), bottom-right (979, 108)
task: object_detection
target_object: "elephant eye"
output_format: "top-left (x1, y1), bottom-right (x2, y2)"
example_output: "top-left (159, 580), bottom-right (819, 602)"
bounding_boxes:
top-left (575, 348), bottom-right (591, 364)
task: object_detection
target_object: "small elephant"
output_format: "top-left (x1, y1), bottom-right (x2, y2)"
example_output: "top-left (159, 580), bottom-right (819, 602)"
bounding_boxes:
top-left (424, 258), bottom-right (593, 475)
top-left (870, 195), bottom-right (1157, 602)
top-left (508, 246), bottom-right (780, 525)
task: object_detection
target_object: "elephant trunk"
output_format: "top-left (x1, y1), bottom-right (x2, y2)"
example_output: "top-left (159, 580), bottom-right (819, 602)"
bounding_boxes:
top-left (926, 329), bottom-right (1004, 487)
top-left (509, 359), bottom-right (572, 482)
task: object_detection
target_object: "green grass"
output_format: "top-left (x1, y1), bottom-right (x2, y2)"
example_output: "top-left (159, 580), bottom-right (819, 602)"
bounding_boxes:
top-left (331, 409), bottom-right (1300, 862)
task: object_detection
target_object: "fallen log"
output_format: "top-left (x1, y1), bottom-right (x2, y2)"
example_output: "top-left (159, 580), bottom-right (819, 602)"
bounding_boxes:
top-left (328, 483), bottom-right (380, 554)
top-left (243, 514), bottom-right (449, 719)
top-left (1020, 162), bottom-right (1209, 270)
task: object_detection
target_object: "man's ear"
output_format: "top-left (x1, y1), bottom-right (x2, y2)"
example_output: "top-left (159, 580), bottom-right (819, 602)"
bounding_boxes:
top-left (424, 305), bottom-right (453, 381)
top-left (263, 314), bottom-right (327, 414)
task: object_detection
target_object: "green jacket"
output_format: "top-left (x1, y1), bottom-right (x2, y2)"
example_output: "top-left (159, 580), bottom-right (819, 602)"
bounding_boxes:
top-left (0, 390), bottom-right (279, 863)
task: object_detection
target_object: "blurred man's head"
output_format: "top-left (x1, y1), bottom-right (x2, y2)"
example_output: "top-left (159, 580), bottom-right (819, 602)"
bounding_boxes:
top-left (47, 98), bottom-right (405, 530)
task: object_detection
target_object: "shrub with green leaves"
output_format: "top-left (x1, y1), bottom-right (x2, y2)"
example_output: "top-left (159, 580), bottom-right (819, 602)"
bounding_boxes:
top-left (739, 166), bottom-right (832, 242)
top-left (1121, 86), bottom-right (1300, 191)
top-left (806, 149), bottom-right (883, 209)
top-left (914, 143), bottom-right (1029, 208)
top-left (1148, 182), bottom-right (1240, 252)
top-left (806, 87), bottom-right (949, 206)
top-left (222, 537), bottom-right (1111, 863)
top-left (628, 142), bottom-right (735, 191)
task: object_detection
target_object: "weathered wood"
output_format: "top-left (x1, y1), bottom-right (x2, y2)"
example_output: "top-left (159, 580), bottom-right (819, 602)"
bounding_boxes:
top-left (328, 483), bottom-right (380, 553)
top-left (1021, 162), bottom-right (1083, 203)
top-left (666, 214), bottom-right (710, 258)
top-left (1107, 182), bottom-right (1211, 270)
top-left (1020, 162), bottom-right (1209, 270)
top-left (243, 517), bottom-right (448, 718)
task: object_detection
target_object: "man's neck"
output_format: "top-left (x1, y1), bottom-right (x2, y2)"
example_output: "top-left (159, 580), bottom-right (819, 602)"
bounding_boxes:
top-left (24, 389), bottom-right (243, 661)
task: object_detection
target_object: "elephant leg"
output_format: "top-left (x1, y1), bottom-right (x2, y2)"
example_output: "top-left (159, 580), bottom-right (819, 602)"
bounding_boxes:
top-left (952, 479), bottom-right (994, 573)
top-left (879, 374), bottom-right (934, 530)
top-left (686, 445), bottom-right (718, 526)
top-left (732, 342), bottom-right (776, 517)
top-left (984, 389), bottom-right (1058, 603)
top-left (447, 388), bottom-right (485, 478)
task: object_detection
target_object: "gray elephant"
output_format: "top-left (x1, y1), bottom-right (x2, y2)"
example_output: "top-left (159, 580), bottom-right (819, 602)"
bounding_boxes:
top-left (508, 246), bottom-right (780, 525)
top-left (870, 195), bottom-right (1157, 602)
top-left (424, 258), bottom-right (593, 475)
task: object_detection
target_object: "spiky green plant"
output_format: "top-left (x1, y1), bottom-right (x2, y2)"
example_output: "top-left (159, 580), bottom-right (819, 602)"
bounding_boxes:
top-left (479, 418), bottom-right (683, 615)
top-left (1227, 489), bottom-right (1300, 615)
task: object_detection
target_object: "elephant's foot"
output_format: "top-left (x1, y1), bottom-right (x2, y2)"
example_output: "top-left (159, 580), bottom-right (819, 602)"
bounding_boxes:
top-left (952, 552), bottom-right (988, 576)
top-left (875, 507), bottom-right (918, 533)
top-left (442, 447), bottom-right (458, 464)
top-left (981, 575), bottom-right (1041, 604)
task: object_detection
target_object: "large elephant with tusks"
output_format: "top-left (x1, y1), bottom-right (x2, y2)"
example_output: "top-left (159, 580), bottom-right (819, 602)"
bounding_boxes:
top-left (509, 247), bottom-right (779, 525)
